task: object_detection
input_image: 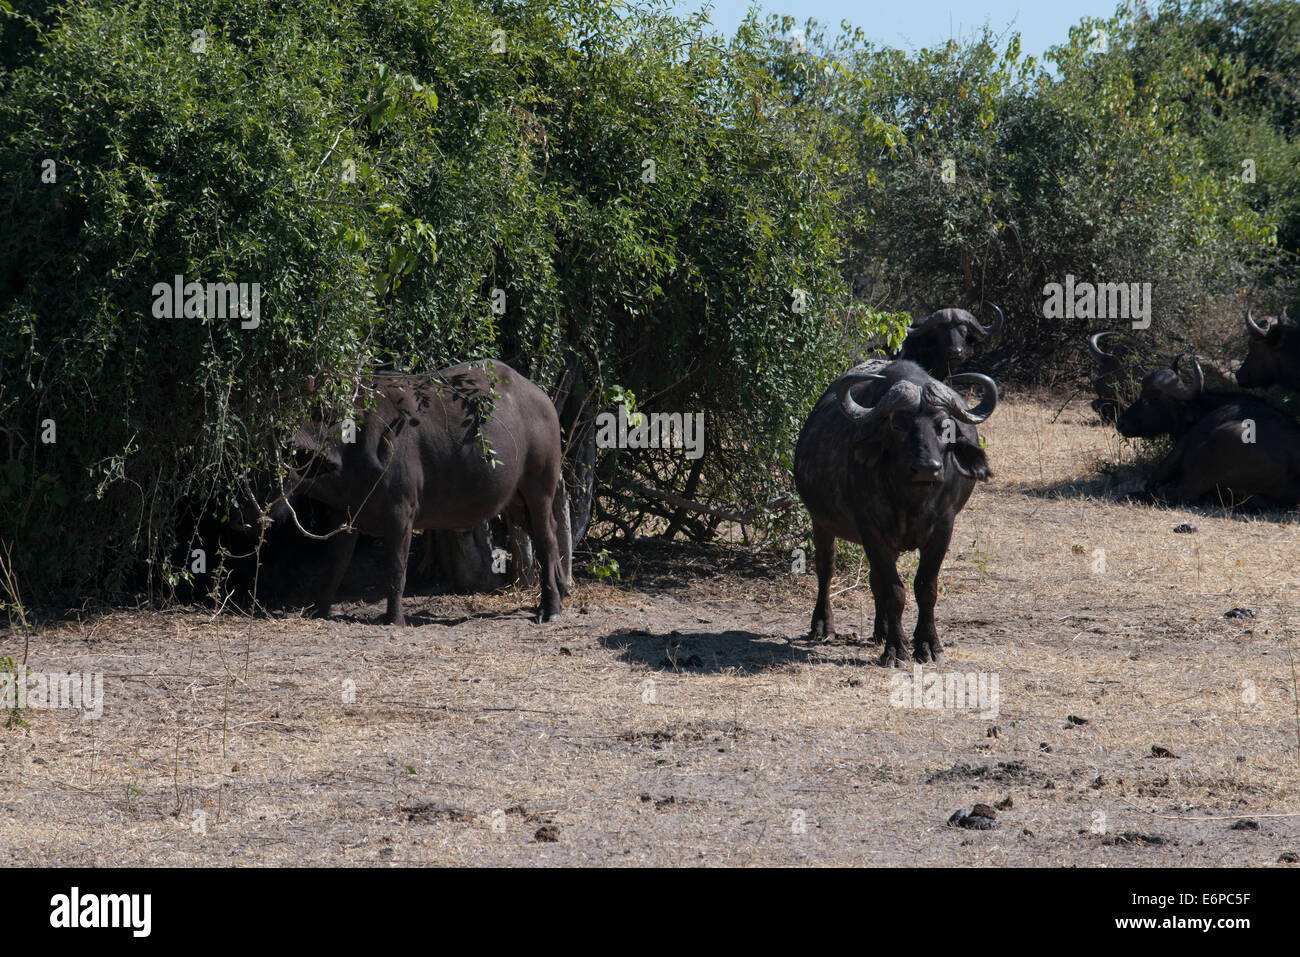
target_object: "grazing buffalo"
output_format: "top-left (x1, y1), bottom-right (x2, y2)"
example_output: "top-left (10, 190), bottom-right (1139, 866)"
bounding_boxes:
top-left (1238, 308), bottom-right (1300, 392)
top-left (794, 360), bottom-right (998, 666)
top-left (1087, 331), bottom-right (1143, 424)
top-left (1116, 355), bottom-right (1300, 507)
top-left (898, 304), bottom-right (1003, 379)
top-left (256, 361), bottom-right (571, 625)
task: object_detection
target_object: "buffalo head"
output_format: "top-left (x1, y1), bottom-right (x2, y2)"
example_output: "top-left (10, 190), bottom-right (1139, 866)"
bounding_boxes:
top-left (227, 435), bottom-right (341, 538)
top-left (1088, 330), bottom-right (1142, 423)
top-left (835, 370), bottom-right (997, 483)
top-left (1238, 308), bottom-right (1298, 390)
top-left (899, 304), bottom-right (1003, 379)
top-left (227, 474), bottom-right (300, 536)
top-left (1116, 355), bottom-right (1204, 438)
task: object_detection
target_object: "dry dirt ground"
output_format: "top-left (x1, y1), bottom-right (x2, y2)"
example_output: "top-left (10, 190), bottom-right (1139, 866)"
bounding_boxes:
top-left (3, 394), bottom-right (1300, 866)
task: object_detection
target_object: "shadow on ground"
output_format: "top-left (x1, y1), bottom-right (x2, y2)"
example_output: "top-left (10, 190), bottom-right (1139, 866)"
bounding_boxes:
top-left (600, 626), bottom-right (878, 673)
top-left (1018, 474), bottom-right (1298, 525)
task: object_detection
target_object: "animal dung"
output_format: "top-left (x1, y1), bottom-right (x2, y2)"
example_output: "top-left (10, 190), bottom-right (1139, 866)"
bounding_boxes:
top-left (948, 806), bottom-right (998, 830)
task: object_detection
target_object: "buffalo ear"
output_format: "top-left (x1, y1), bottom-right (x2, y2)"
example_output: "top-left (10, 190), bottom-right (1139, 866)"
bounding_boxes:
top-left (950, 440), bottom-right (991, 480)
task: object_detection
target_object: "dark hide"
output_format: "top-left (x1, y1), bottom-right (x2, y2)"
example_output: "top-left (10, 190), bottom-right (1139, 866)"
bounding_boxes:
top-left (1118, 356), bottom-right (1258, 440)
top-left (1238, 309), bottom-right (1300, 392)
top-left (1116, 355), bottom-right (1300, 507)
top-left (1143, 403), bottom-right (1300, 508)
top-left (284, 360), bottom-right (570, 625)
top-left (794, 359), bottom-right (997, 667)
top-left (898, 305), bottom-right (1002, 379)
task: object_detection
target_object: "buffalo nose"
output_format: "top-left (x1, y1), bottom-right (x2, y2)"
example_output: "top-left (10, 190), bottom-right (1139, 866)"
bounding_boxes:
top-left (912, 460), bottom-right (944, 483)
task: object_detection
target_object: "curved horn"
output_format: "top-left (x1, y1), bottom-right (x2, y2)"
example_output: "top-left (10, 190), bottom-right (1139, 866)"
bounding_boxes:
top-left (1282, 306), bottom-right (1290, 323)
top-left (944, 372), bottom-right (999, 424)
top-left (1088, 331), bottom-right (1120, 360)
top-left (1162, 355), bottom-right (1204, 400)
top-left (1246, 309), bottom-right (1272, 339)
top-left (966, 302), bottom-right (1003, 340)
top-left (834, 373), bottom-right (889, 422)
top-left (904, 310), bottom-right (945, 336)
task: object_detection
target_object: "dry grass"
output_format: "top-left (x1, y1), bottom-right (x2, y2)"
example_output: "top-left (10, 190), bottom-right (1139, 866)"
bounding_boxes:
top-left (2, 393), bottom-right (1299, 866)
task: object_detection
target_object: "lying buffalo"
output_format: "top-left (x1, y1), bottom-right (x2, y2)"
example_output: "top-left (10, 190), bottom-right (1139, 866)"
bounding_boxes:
top-left (1238, 308), bottom-right (1299, 392)
top-left (794, 359), bottom-right (998, 666)
top-left (1117, 354), bottom-right (1248, 439)
top-left (898, 304), bottom-right (1003, 379)
top-left (1087, 331), bottom-right (1144, 424)
top-left (246, 361), bottom-right (571, 625)
top-left (1117, 355), bottom-right (1300, 507)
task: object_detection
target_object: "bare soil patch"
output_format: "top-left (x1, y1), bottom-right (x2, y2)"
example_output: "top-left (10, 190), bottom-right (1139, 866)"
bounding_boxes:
top-left (3, 394), bottom-right (1299, 866)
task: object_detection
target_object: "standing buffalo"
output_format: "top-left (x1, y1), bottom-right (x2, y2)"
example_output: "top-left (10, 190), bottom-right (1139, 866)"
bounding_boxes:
top-left (1238, 308), bottom-right (1299, 392)
top-left (1087, 331), bottom-right (1143, 424)
top-left (794, 360), bottom-right (998, 666)
top-left (898, 304), bottom-right (1003, 379)
top-left (262, 361), bottom-right (571, 625)
top-left (1116, 355), bottom-right (1300, 507)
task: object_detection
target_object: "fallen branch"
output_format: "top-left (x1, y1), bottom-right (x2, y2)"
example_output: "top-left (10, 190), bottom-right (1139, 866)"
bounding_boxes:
top-left (618, 479), bottom-right (794, 525)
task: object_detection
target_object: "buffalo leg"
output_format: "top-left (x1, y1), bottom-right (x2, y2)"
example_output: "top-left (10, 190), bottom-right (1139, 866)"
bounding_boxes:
top-left (808, 522), bottom-right (837, 640)
top-left (1146, 438), bottom-right (1188, 497)
top-left (912, 524), bottom-right (953, 664)
top-left (552, 477), bottom-right (573, 596)
top-left (382, 513), bottom-right (415, 626)
top-left (505, 504), bottom-right (538, 589)
top-left (520, 478), bottom-right (563, 623)
top-left (861, 532), bottom-right (906, 668)
top-left (314, 518), bottom-right (358, 619)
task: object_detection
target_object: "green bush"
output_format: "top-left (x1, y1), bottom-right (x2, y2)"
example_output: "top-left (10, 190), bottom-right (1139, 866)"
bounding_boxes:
top-left (0, 0), bottom-right (866, 601)
top-left (836, 3), bottom-right (1293, 374)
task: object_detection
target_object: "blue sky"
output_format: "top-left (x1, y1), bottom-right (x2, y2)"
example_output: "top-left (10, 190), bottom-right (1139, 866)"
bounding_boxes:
top-left (672, 1), bottom-right (1126, 58)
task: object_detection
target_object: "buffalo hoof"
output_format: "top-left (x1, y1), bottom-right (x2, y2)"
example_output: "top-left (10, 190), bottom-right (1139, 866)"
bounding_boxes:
top-left (913, 642), bottom-right (944, 665)
top-left (878, 644), bottom-right (910, 668)
top-left (808, 628), bottom-right (858, 644)
top-left (536, 605), bottom-right (561, 624)
top-left (311, 606), bottom-right (332, 620)
top-left (809, 617), bottom-right (834, 642)
top-left (382, 613), bottom-right (406, 626)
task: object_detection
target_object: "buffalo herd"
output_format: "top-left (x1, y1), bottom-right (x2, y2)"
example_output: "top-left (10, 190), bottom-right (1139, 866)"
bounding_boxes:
top-left (1092, 308), bottom-right (1300, 508)
top-left (237, 303), bottom-right (1297, 667)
